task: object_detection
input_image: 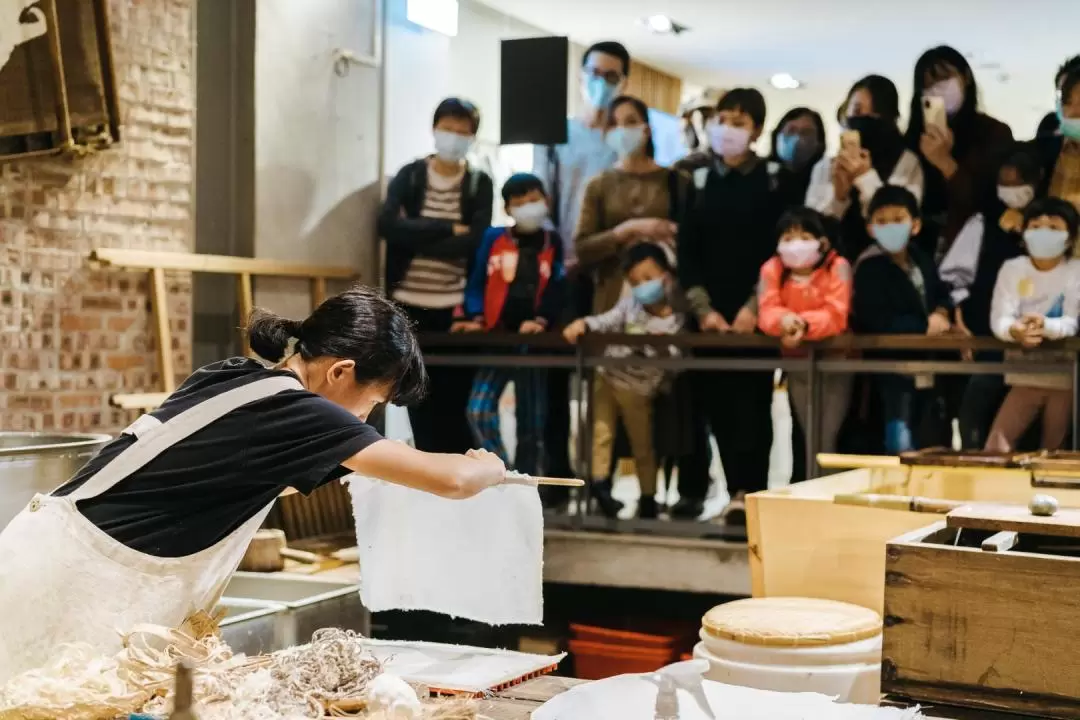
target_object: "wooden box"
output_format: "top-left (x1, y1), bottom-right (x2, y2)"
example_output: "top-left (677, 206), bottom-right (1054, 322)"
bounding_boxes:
top-left (883, 506), bottom-right (1080, 718)
top-left (747, 452), bottom-right (1080, 613)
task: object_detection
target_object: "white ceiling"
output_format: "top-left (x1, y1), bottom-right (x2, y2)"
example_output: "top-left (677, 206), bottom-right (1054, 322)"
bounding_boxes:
top-left (476, 0), bottom-right (1079, 125)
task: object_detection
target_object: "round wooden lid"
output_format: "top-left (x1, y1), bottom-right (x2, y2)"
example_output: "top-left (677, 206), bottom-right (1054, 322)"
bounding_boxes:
top-left (702, 597), bottom-right (882, 648)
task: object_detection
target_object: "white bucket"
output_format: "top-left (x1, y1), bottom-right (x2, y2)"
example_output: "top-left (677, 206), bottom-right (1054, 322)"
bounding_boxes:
top-left (692, 627), bottom-right (881, 704)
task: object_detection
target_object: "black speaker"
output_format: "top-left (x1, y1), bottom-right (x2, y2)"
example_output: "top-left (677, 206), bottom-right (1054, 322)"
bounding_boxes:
top-left (500, 36), bottom-right (569, 146)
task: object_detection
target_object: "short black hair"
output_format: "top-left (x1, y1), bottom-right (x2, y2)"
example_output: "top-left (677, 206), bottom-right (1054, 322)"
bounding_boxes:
top-left (717, 88), bottom-right (767, 129)
top-left (775, 206), bottom-right (829, 242)
top-left (610, 95), bottom-right (655, 158)
top-left (1061, 66), bottom-right (1080, 110)
top-left (867, 185), bottom-right (920, 221)
top-left (622, 241), bottom-right (673, 275)
top-left (433, 97), bottom-right (480, 134)
top-left (1057, 55), bottom-right (1080, 89)
top-left (1024, 197), bottom-right (1080, 239)
top-left (582, 41), bottom-right (630, 77)
top-left (501, 173), bottom-right (545, 205)
top-left (1037, 111), bottom-right (1061, 138)
top-left (997, 144), bottom-right (1043, 187)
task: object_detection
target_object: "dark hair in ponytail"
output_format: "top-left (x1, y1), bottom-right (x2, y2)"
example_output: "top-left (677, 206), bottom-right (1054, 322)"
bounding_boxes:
top-left (247, 285), bottom-right (427, 405)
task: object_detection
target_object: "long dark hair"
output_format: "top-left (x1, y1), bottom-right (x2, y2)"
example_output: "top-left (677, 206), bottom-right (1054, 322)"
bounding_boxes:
top-left (843, 75), bottom-right (904, 179)
top-left (843, 75), bottom-right (901, 124)
top-left (768, 106), bottom-right (826, 166)
top-left (610, 95), bottom-right (655, 158)
top-left (248, 286), bottom-right (427, 405)
top-left (905, 45), bottom-right (978, 156)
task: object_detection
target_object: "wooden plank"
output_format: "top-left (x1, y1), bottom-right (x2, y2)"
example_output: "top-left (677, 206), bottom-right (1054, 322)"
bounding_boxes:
top-left (816, 453), bottom-right (901, 469)
top-left (237, 272), bottom-right (254, 357)
top-left (91, 248), bottom-right (357, 279)
top-left (110, 392), bottom-right (169, 410)
top-left (981, 531), bottom-right (1019, 553)
top-left (311, 276), bottom-right (327, 307)
top-left (947, 504), bottom-right (1080, 539)
top-left (882, 538), bottom-right (1080, 714)
top-left (149, 268), bottom-right (176, 393)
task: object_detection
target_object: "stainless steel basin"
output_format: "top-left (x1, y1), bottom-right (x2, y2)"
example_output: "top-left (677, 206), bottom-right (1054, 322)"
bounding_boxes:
top-left (218, 599), bottom-right (287, 656)
top-left (222, 572), bottom-right (369, 648)
top-left (0, 432), bottom-right (112, 529)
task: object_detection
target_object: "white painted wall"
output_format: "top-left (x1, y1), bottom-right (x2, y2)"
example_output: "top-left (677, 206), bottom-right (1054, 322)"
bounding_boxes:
top-left (254, 0), bottom-right (382, 315)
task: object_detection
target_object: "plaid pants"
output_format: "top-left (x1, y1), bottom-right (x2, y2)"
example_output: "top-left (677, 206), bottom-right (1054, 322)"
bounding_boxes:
top-left (467, 367), bottom-right (547, 475)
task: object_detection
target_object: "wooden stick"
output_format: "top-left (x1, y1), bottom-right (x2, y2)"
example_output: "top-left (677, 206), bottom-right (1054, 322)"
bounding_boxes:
top-left (833, 493), bottom-right (966, 514)
top-left (90, 248), bottom-right (357, 279)
top-left (816, 453), bottom-right (901, 470)
top-left (237, 272), bottom-right (254, 356)
top-left (149, 267), bottom-right (177, 393)
top-left (530, 476), bottom-right (585, 487)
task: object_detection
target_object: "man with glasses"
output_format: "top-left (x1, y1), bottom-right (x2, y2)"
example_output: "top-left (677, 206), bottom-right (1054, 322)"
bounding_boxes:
top-left (533, 41), bottom-right (630, 507)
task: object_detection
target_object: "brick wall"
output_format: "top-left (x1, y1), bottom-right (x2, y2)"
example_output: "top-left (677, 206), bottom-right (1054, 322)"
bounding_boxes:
top-left (0, 0), bottom-right (194, 433)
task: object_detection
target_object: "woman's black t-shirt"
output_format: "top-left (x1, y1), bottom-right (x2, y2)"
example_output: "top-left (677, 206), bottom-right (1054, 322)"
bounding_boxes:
top-left (53, 358), bottom-right (383, 558)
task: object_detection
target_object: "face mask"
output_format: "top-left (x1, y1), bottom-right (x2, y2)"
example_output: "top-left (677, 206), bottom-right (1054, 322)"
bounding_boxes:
top-left (584, 75), bottom-right (617, 110)
top-left (708, 123), bottom-right (751, 158)
top-left (997, 184), bottom-right (1035, 210)
top-left (510, 201), bottom-right (548, 233)
top-left (631, 278), bottom-right (666, 306)
top-left (844, 115), bottom-right (891, 151)
top-left (873, 222), bottom-right (912, 253)
top-left (606, 126), bottom-right (646, 159)
top-left (433, 130), bottom-right (473, 163)
top-left (926, 77), bottom-right (965, 116)
top-left (775, 133), bottom-right (819, 169)
top-left (777, 239), bottom-right (823, 270)
top-left (1059, 109), bottom-right (1080, 141)
top-left (1024, 227), bottom-right (1070, 259)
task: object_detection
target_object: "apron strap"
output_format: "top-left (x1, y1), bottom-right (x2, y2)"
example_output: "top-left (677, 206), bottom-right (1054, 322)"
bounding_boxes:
top-left (123, 414), bottom-right (162, 439)
top-left (66, 375), bottom-right (304, 502)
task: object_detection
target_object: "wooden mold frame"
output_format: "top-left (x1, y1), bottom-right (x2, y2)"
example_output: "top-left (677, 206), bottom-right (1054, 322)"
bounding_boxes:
top-left (89, 248), bottom-right (357, 413)
top-left (747, 457), bottom-right (1080, 614)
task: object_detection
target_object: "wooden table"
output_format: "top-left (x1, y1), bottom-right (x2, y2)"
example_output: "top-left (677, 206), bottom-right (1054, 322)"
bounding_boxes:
top-left (480, 678), bottom-right (1036, 719)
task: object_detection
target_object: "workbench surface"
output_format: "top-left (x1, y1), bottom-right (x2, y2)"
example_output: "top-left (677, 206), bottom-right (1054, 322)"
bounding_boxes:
top-left (480, 678), bottom-right (1035, 719)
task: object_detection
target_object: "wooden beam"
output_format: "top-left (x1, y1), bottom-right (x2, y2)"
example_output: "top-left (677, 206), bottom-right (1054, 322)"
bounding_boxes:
top-left (149, 268), bottom-right (176, 393)
top-left (90, 248), bottom-right (357, 279)
top-left (111, 392), bottom-right (169, 410)
top-left (311, 276), bottom-right (327, 308)
top-left (237, 272), bottom-right (254, 356)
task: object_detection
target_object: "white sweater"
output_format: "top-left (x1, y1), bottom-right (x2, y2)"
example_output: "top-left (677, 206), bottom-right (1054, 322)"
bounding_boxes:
top-left (990, 256), bottom-right (1080, 389)
top-left (805, 150), bottom-right (925, 220)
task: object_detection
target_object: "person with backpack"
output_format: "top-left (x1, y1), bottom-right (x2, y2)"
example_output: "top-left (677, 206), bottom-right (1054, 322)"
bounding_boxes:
top-left (377, 97), bottom-right (494, 455)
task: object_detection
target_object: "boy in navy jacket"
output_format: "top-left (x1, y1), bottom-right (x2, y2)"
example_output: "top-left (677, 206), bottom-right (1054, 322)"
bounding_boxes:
top-left (455, 174), bottom-right (565, 474)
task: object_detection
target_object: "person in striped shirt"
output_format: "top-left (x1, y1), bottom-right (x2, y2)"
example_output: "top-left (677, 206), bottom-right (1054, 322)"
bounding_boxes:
top-left (377, 98), bottom-right (494, 454)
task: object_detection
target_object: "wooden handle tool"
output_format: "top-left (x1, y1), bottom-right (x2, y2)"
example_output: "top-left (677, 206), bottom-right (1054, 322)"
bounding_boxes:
top-left (503, 471), bottom-right (585, 488)
top-left (833, 493), bottom-right (966, 514)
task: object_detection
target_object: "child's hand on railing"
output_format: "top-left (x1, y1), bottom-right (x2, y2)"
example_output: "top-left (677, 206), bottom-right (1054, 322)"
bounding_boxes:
top-left (519, 320), bottom-right (546, 334)
top-left (451, 320), bottom-right (484, 333)
top-left (562, 319), bottom-right (588, 344)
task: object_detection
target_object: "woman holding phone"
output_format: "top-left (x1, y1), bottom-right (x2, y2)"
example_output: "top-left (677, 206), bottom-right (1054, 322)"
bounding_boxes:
top-left (905, 45), bottom-right (1013, 259)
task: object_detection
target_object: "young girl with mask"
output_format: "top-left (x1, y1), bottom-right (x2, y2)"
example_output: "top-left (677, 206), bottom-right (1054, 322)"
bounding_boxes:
top-left (564, 242), bottom-right (686, 519)
top-left (939, 147), bottom-right (1044, 448)
top-left (758, 207), bottom-right (852, 468)
top-left (906, 45), bottom-right (1014, 257)
top-left (985, 198), bottom-right (1080, 452)
top-left (806, 76), bottom-right (924, 262)
top-left (769, 108), bottom-right (827, 211)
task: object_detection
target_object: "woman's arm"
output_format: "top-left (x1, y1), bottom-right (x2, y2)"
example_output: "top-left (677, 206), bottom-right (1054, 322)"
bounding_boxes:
top-left (938, 214), bottom-right (985, 305)
top-left (574, 174), bottom-right (623, 268)
top-left (805, 158), bottom-right (851, 219)
top-left (343, 440), bottom-right (505, 499)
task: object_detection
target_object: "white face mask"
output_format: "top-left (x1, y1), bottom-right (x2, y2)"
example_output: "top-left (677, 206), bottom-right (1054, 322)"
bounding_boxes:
top-left (707, 123), bottom-right (751, 158)
top-left (510, 201), bottom-right (548, 233)
top-left (777, 239), bottom-right (823, 270)
top-left (605, 126), bottom-right (646, 159)
top-left (997, 184), bottom-right (1035, 210)
top-left (926, 77), bottom-right (965, 116)
top-left (1024, 228), bottom-right (1070, 260)
top-left (433, 130), bottom-right (473, 163)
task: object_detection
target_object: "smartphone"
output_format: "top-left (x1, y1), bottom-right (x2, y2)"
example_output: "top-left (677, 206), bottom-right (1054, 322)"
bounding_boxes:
top-left (840, 129), bottom-right (860, 155)
top-left (923, 95), bottom-right (947, 132)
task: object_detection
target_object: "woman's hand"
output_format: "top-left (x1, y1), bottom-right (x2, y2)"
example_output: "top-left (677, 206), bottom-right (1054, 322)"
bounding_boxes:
top-left (920, 125), bottom-right (957, 178)
top-left (831, 158), bottom-right (854, 201)
top-left (955, 307), bottom-right (974, 361)
top-left (700, 311), bottom-right (730, 333)
top-left (926, 310), bottom-right (952, 337)
top-left (451, 320), bottom-right (484, 333)
top-left (519, 319), bottom-right (546, 334)
top-left (999, 208), bottom-right (1024, 233)
top-left (730, 306), bottom-right (758, 334)
top-left (844, 149), bottom-right (873, 181)
top-left (614, 218), bottom-right (677, 243)
top-left (563, 318), bottom-right (588, 343)
top-left (464, 448), bottom-right (507, 494)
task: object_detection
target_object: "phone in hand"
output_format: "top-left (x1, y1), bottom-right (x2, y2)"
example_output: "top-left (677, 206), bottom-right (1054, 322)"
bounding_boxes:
top-left (922, 95), bottom-right (947, 132)
top-left (840, 129), bottom-right (861, 154)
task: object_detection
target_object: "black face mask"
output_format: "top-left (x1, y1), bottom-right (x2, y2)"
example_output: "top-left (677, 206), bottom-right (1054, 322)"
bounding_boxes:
top-left (845, 115), bottom-right (894, 153)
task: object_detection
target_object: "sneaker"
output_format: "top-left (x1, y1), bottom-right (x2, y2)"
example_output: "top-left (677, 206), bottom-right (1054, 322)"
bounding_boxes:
top-left (638, 496), bottom-right (659, 520)
top-left (721, 492), bottom-right (747, 525)
top-left (591, 482), bottom-right (624, 519)
top-left (670, 497), bottom-right (704, 521)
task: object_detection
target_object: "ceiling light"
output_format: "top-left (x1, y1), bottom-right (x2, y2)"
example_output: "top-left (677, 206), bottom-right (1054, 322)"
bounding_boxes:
top-left (770, 73), bottom-right (801, 90)
top-left (640, 14), bottom-right (689, 35)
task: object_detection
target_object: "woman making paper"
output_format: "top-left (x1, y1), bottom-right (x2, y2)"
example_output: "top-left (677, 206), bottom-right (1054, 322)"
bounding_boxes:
top-left (0, 286), bottom-right (508, 681)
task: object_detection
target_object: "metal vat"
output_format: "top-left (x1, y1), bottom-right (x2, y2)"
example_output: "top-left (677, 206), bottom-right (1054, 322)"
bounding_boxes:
top-left (0, 432), bottom-right (112, 529)
top-left (218, 598), bottom-right (288, 656)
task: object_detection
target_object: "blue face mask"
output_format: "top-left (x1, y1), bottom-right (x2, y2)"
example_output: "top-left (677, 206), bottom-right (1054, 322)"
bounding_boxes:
top-left (434, 130), bottom-right (473, 163)
top-left (872, 222), bottom-right (912, 254)
top-left (1060, 113), bottom-right (1080, 141)
top-left (631, 278), bottom-right (666, 306)
top-left (1024, 227), bottom-right (1070, 259)
top-left (584, 75), bottom-right (617, 110)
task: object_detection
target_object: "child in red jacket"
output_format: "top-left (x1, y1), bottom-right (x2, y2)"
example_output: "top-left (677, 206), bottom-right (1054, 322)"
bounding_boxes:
top-left (758, 207), bottom-right (853, 458)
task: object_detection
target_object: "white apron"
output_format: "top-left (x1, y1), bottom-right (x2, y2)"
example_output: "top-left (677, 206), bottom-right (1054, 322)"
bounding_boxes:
top-left (0, 375), bottom-right (303, 682)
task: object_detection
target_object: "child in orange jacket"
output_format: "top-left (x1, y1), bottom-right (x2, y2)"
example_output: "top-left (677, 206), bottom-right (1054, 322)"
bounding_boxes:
top-left (758, 207), bottom-right (853, 458)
